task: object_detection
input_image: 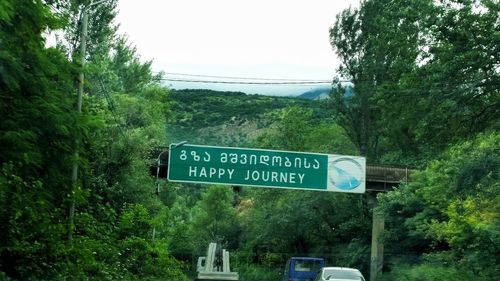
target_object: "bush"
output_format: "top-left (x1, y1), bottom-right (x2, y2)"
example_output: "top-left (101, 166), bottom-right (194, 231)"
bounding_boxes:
top-left (377, 264), bottom-right (491, 281)
top-left (236, 264), bottom-right (281, 281)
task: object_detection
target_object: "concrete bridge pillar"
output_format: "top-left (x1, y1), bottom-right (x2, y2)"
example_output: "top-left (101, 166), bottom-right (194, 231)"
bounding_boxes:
top-left (369, 194), bottom-right (384, 281)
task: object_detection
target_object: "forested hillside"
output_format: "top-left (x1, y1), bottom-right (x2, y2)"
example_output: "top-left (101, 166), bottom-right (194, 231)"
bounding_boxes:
top-left (166, 89), bottom-right (327, 146)
top-left (1, 0), bottom-right (498, 281)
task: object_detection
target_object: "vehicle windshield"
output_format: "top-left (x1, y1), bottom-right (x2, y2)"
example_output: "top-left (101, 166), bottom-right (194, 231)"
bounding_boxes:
top-left (294, 260), bottom-right (323, 272)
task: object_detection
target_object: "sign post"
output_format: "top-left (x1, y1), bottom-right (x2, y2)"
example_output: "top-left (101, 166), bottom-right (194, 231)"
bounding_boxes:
top-left (168, 144), bottom-right (365, 193)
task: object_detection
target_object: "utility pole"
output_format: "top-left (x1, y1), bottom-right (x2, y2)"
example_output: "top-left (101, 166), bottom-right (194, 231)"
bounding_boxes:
top-left (152, 149), bottom-right (169, 241)
top-left (68, 0), bottom-right (108, 242)
top-left (369, 193), bottom-right (384, 281)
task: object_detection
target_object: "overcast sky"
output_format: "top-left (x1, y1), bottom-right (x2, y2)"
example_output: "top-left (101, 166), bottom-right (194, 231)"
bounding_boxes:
top-left (115, 0), bottom-right (358, 95)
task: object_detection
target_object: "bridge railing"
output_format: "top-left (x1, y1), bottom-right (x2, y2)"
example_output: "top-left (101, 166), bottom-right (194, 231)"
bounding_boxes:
top-left (366, 165), bottom-right (414, 192)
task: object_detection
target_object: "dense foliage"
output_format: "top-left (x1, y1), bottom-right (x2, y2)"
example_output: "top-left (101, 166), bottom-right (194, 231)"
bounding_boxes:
top-left (1, 1), bottom-right (79, 278)
top-left (330, 0), bottom-right (499, 280)
top-left (378, 132), bottom-right (499, 280)
top-left (330, 0), bottom-right (499, 166)
top-left (1, 1), bottom-right (185, 280)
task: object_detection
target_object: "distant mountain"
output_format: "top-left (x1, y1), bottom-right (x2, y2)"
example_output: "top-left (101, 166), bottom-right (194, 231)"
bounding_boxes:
top-left (297, 86), bottom-right (332, 100)
top-left (297, 83), bottom-right (357, 100)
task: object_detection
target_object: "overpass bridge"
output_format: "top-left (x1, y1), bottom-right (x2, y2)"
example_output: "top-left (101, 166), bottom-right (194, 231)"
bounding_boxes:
top-left (366, 165), bottom-right (413, 192)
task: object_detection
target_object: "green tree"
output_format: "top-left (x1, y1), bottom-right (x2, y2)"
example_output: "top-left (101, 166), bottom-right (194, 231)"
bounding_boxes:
top-left (0, 1), bottom-right (82, 278)
top-left (275, 106), bottom-right (313, 151)
top-left (330, 0), bottom-right (435, 161)
top-left (189, 186), bottom-right (240, 253)
top-left (397, 0), bottom-right (500, 149)
top-left (48, 0), bottom-right (118, 62)
top-left (257, 106), bottom-right (357, 154)
top-left (1, 1), bottom-right (187, 279)
top-left (330, 0), bottom-right (499, 165)
top-left (378, 131), bottom-right (499, 279)
top-left (167, 199), bottom-right (195, 260)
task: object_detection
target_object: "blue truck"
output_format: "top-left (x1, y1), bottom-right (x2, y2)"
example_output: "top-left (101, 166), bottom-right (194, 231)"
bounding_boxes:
top-left (282, 257), bottom-right (325, 281)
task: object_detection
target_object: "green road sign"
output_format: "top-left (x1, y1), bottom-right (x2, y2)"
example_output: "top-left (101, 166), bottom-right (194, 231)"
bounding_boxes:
top-left (168, 144), bottom-right (366, 193)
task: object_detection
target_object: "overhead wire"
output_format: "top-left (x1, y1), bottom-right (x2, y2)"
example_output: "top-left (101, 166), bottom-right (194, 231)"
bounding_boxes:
top-left (159, 78), bottom-right (333, 85)
top-left (154, 71), bottom-right (346, 85)
top-left (159, 72), bottom-right (335, 82)
top-left (97, 77), bottom-right (127, 137)
top-left (156, 72), bottom-right (496, 88)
